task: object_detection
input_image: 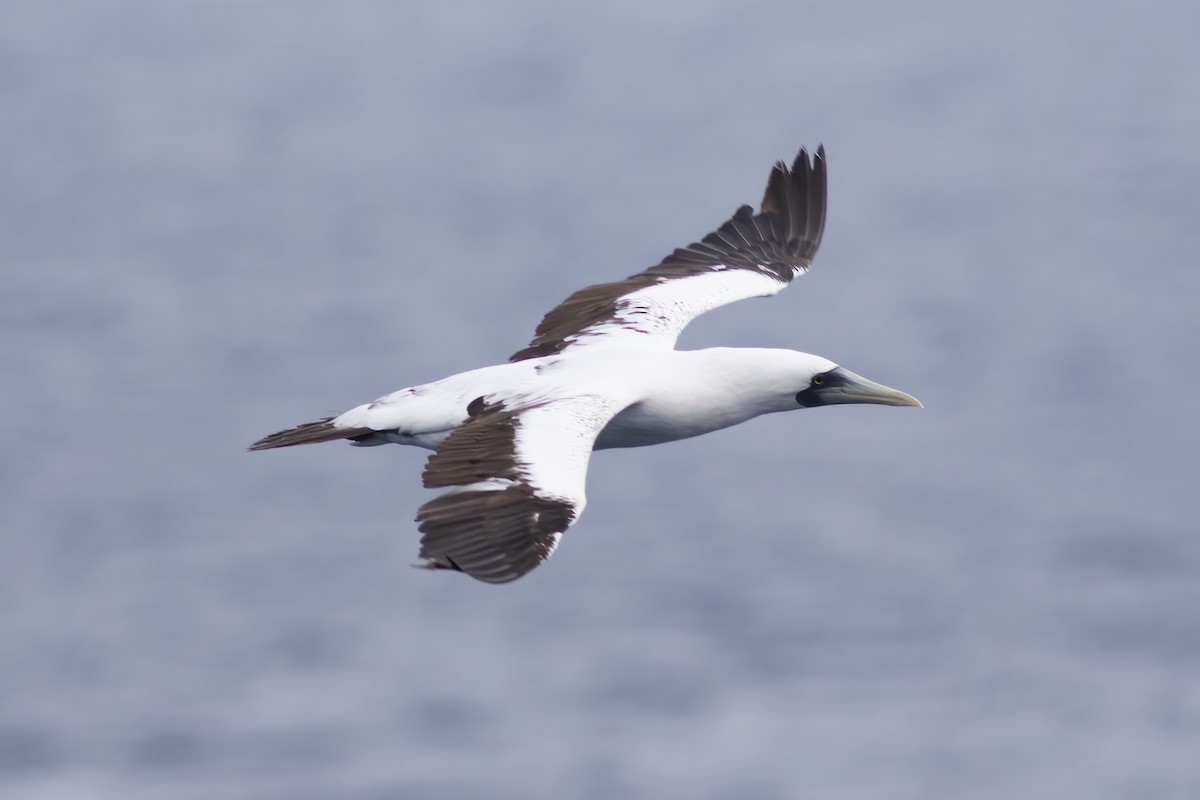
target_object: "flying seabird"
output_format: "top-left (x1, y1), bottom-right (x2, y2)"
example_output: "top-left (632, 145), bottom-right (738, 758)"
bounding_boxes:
top-left (250, 145), bottom-right (921, 583)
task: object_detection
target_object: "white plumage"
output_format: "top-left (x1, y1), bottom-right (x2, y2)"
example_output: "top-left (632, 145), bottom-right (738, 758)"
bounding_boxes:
top-left (251, 146), bottom-right (920, 583)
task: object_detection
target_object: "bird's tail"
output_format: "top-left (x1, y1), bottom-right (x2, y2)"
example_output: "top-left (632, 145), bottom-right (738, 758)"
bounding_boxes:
top-left (248, 417), bottom-right (373, 451)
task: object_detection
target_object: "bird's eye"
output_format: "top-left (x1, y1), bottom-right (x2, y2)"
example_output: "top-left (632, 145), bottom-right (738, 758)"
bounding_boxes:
top-left (812, 374), bottom-right (826, 386)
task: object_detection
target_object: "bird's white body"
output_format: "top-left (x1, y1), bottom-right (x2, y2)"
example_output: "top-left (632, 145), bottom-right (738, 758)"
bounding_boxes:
top-left (335, 347), bottom-right (839, 451)
top-left (251, 146), bottom-right (920, 583)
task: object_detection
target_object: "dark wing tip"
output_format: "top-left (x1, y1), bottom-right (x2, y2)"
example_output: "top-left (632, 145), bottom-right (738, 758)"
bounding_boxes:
top-left (759, 144), bottom-right (827, 262)
top-left (416, 487), bottom-right (574, 583)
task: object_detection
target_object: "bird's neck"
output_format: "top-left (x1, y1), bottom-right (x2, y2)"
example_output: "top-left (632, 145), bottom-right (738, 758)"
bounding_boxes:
top-left (594, 348), bottom-right (804, 449)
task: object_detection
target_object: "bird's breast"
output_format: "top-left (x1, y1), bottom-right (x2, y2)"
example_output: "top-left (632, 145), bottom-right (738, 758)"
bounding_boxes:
top-left (594, 396), bottom-right (749, 450)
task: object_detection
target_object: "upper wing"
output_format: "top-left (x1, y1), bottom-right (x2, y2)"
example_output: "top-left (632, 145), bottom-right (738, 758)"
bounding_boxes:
top-left (415, 394), bottom-right (621, 583)
top-left (510, 145), bottom-right (827, 362)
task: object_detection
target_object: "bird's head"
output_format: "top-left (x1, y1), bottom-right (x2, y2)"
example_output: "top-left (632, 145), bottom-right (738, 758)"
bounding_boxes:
top-left (714, 349), bottom-right (921, 414)
top-left (791, 356), bottom-right (922, 409)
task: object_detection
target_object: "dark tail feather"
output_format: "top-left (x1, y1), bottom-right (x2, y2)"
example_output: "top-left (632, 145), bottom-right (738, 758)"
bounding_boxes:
top-left (248, 417), bottom-right (373, 451)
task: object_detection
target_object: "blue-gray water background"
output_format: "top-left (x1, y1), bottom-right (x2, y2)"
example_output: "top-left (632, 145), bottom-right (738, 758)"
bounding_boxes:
top-left (3, 1), bottom-right (1199, 798)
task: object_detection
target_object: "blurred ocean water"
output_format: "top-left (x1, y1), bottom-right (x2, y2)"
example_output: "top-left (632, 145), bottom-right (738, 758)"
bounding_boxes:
top-left (2, 1), bottom-right (1199, 798)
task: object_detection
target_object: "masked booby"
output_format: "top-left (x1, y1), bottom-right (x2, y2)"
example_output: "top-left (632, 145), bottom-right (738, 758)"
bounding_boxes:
top-left (250, 146), bottom-right (921, 583)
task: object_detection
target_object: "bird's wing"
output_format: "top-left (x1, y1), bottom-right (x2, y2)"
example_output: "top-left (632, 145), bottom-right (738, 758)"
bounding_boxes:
top-left (415, 394), bottom-right (622, 583)
top-left (510, 145), bottom-right (827, 362)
